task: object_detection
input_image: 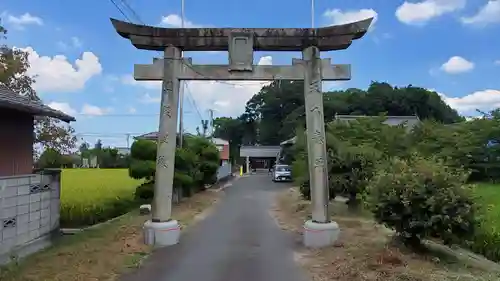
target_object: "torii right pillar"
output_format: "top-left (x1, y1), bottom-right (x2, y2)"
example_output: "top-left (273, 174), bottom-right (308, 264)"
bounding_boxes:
top-left (299, 46), bottom-right (338, 247)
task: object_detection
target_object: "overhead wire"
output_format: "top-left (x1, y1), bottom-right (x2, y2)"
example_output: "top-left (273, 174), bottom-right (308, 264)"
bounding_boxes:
top-left (184, 82), bottom-right (203, 121)
top-left (117, 0), bottom-right (143, 24)
top-left (111, 0), bottom-right (207, 124)
top-left (111, 0), bottom-right (269, 89)
top-left (109, 0), bottom-right (132, 22)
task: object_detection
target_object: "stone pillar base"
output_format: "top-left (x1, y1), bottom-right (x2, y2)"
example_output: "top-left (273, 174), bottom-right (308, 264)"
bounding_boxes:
top-left (303, 220), bottom-right (340, 248)
top-left (143, 220), bottom-right (181, 247)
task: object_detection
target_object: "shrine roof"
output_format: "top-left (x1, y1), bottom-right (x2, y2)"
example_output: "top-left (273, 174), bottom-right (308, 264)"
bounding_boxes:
top-left (110, 18), bottom-right (373, 52)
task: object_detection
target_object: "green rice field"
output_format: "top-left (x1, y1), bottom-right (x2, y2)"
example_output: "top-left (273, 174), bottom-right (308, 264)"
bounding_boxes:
top-left (59, 168), bottom-right (143, 228)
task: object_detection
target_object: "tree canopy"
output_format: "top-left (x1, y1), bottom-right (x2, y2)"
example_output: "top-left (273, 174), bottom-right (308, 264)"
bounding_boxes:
top-left (213, 80), bottom-right (463, 151)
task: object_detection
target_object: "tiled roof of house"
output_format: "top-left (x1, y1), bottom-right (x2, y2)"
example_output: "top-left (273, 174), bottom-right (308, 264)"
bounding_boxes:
top-left (211, 137), bottom-right (229, 145)
top-left (0, 84), bottom-right (75, 122)
top-left (134, 131), bottom-right (159, 140)
top-left (280, 115), bottom-right (421, 146)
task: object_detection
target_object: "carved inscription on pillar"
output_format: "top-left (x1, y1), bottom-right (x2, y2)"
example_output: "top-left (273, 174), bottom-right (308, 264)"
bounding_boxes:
top-left (157, 155), bottom-right (169, 169)
top-left (158, 133), bottom-right (169, 145)
top-left (314, 156), bottom-right (325, 167)
top-left (311, 129), bottom-right (324, 145)
top-left (162, 104), bottom-right (172, 118)
top-left (310, 104), bottom-right (326, 168)
top-left (308, 79), bottom-right (321, 95)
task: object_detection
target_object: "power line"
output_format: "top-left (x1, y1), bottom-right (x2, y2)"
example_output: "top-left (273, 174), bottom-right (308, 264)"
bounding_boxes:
top-left (184, 82), bottom-right (203, 121)
top-left (109, 0), bottom-right (270, 88)
top-left (109, 0), bottom-right (132, 22)
top-left (108, 0), bottom-right (205, 132)
top-left (75, 113), bottom-right (159, 117)
top-left (76, 132), bottom-right (144, 136)
top-left (118, 0), bottom-right (144, 24)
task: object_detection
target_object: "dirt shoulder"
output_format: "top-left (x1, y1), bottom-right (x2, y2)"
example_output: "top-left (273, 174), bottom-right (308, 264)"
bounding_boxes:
top-left (0, 189), bottom-right (222, 281)
top-left (271, 187), bottom-right (500, 281)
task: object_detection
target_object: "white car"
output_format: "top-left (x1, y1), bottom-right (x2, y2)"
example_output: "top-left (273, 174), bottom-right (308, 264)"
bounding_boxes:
top-left (272, 164), bottom-right (292, 182)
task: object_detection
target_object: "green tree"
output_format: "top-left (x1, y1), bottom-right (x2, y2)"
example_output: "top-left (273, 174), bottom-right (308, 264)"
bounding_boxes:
top-left (213, 81), bottom-right (463, 147)
top-left (37, 148), bottom-right (65, 169)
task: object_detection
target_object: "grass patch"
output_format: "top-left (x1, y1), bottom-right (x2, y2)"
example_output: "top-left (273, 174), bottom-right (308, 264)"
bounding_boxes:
top-left (474, 183), bottom-right (500, 224)
top-left (0, 189), bottom-right (221, 281)
top-left (60, 168), bottom-right (143, 228)
top-left (272, 187), bottom-right (500, 281)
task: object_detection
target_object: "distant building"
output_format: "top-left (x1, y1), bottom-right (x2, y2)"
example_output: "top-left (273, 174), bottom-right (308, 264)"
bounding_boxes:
top-left (335, 115), bottom-right (420, 129)
top-left (115, 147), bottom-right (131, 155)
top-left (211, 137), bottom-right (230, 162)
top-left (280, 115), bottom-right (420, 146)
top-left (0, 84), bottom-right (75, 176)
top-left (134, 131), bottom-right (159, 141)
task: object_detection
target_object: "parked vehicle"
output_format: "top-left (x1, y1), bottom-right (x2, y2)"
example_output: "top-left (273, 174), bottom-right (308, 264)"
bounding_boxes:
top-left (272, 164), bottom-right (292, 182)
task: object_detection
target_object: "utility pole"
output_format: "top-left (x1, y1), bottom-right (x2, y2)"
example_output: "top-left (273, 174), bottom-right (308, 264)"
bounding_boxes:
top-left (179, 83), bottom-right (184, 147)
top-left (178, 0), bottom-right (186, 147)
top-left (126, 133), bottom-right (131, 149)
top-left (311, 0), bottom-right (315, 28)
top-left (208, 109), bottom-right (214, 137)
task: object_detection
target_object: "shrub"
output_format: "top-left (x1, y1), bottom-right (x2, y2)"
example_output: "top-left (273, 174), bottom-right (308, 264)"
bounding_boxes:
top-left (134, 182), bottom-right (154, 200)
top-left (326, 136), bottom-right (382, 206)
top-left (37, 148), bottom-right (65, 169)
top-left (129, 159), bottom-right (155, 180)
top-left (368, 155), bottom-right (479, 248)
top-left (128, 135), bottom-right (220, 200)
top-left (292, 127), bottom-right (382, 206)
top-left (130, 139), bottom-right (157, 160)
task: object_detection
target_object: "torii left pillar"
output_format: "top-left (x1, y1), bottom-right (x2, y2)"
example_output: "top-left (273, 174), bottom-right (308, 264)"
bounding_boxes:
top-left (143, 46), bottom-right (182, 246)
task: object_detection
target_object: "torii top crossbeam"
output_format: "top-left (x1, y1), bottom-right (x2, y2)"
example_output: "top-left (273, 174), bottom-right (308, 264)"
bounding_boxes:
top-left (110, 18), bottom-right (373, 52)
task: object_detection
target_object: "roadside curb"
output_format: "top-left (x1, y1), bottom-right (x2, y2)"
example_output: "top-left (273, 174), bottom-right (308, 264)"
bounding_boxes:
top-left (60, 211), bottom-right (133, 235)
top-left (215, 173), bottom-right (241, 192)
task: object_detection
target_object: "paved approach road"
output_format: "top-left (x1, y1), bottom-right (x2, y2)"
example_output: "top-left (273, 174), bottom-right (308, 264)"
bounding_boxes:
top-left (120, 172), bottom-right (309, 281)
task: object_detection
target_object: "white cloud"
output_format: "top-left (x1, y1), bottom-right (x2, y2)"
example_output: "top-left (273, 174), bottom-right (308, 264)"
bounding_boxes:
top-left (396, 0), bottom-right (466, 25)
top-left (122, 74), bottom-right (160, 90)
top-left (461, 0), bottom-right (500, 26)
top-left (323, 8), bottom-right (378, 29)
top-left (71, 37), bottom-right (82, 48)
top-left (20, 47), bottom-right (102, 93)
top-left (81, 103), bottom-right (111, 116)
top-left (159, 15), bottom-right (220, 54)
top-left (495, 60), bottom-right (500, 65)
top-left (160, 14), bottom-right (202, 28)
top-left (5, 12), bottom-right (43, 29)
top-left (140, 93), bottom-right (161, 104)
top-left (126, 56), bottom-right (273, 116)
top-left (47, 102), bottom-right (112, 116)
top-left (433, 89), bottom-right (500, 112)
top-left (47, 102), bottom-right (77, 116)
top-left (56, 41), bottom-right (68, 51)
top-left (440, 56), bottom-right (474, 74)
top-left (128, 107), bottom-right (137, 114)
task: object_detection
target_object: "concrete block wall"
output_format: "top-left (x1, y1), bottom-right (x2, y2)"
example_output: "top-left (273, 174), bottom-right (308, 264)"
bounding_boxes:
top-left (217, 162), bottom-right (232, 180)
top-left (0, 170), bottom-right (61, 259)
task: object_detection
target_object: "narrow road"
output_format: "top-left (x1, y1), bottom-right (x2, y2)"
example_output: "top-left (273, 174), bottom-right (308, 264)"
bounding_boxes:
top-left (120, 172), bottom-right (309, 281)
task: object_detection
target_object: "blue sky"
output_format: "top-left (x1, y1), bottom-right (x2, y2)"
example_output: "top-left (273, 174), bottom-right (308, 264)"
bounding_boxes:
top-left (1, 0), bottom-right (500, 148)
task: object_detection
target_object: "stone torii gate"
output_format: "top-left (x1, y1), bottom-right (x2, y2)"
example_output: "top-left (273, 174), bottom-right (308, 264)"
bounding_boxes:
top-left (111, 18), bottom-right (373, 248)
